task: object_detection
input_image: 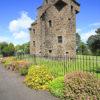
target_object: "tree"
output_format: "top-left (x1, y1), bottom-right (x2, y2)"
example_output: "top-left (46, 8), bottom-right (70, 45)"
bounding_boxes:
top-left (95, 28), bottom-right (100, 35)
top-left (8, 43), bottom-right (15, 56)
top-left (0, 42), bottom-right (8, 55)
top-left (77, 42), bottom-right (89, 55)
top-left (15, 42), bottom-right (30, 55)
top-left (76, 33), bottom-right (81, 47)
top-left (0, 42), bottom-right (15, 57)
top-left (87, 28), bottom-right (100, 55)
top-left (22, 42), bottom-right (30, 54)
top-left (87, 35), bottom-right (100, 55)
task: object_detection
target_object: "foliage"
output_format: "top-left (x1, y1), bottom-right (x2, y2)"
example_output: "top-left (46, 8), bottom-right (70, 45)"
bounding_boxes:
top-left (2, 57), bottom-right (16, 64)
top-left (76, 33), bottom-right (81, 47)
top-left (0, 42), bottom-right (15, 57)
top-left (18, 54), bottom-right (100, 78)
top-left (87, 28), bottom-right (100, 55)
top-left (49, 77), bottom-right (64, 98)
top-left (0, 42), bottom-right (7, 55)
top-left (95, 28), bottom-right (100, 35)
top-left (87, 35), bottom-right (100, 55)
top-left (19, 67), bottom-right (28, 76)
top-left (0, 42), bottom-right (30, 57)
top-left (64, 72), bottom-right (100, 100)
top-left (24, 65), bottom-right (53, 90)
top-left (76, 42), bottom-right (90, 55)
top-left (95, 67), bottom-right (100, 73)
top-left (15, 42), bottom-right (30, 55)
top-left (2, 57), bottom-right (30, 72)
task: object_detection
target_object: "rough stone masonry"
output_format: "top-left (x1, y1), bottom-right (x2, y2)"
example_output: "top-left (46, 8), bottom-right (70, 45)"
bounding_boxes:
top-left (29, 0), bottom-right (80, 58)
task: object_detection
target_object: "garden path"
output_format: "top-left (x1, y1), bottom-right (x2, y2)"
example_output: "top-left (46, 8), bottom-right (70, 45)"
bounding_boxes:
top-left (0, 64), bottom-right (58, 100)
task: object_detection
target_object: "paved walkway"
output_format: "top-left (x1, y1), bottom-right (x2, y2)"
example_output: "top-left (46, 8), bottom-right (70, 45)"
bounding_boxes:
top-left (0, 64), bottom-right (58, 100)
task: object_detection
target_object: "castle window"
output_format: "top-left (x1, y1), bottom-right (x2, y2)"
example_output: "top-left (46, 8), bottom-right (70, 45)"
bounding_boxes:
top-left (66, 52), bottom-right (69, 54)
top-left (71, 5), bottom-right (73, 12)
top-left (49, 50), bottom-right (52, 53)
top-left (58, 36), bottom-right (62, 43)
top-left (33, 41), bottom-right (35, 46)
top-left (49, 20), bottom-right (52, 27)
top-left (40, 11), bottom-right (46, 21)
top-left (54, 0), bottom-right (67, 11)
top-left (33, 29), bottom-right (35, 33)
top-left (45, 0), bottom-right (48, 4)
top-left (68, 18), bottom-right (71, 20)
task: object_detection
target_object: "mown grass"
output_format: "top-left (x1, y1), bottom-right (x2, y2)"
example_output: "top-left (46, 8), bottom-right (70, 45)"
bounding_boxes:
top-left (16, 55), bottom-right (100, 78)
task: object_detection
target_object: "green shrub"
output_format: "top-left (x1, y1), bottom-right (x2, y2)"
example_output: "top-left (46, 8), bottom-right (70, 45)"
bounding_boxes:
top-left (95, 67), bottom-right (100, 73)
top-left (2, 57), bottom-right (30, 72)
top-left (64, 72), bottom-right (100, 100)
top-left (24, 65), bottom-right (53, 90)
top-left (3, 61), bottom-right (11, 68)
top-left (19, 67), bottom-right (28, 76)
top-left (49, 77), bottom-right (64, 98)
top-left (2, 57), bottom-right (16, 68)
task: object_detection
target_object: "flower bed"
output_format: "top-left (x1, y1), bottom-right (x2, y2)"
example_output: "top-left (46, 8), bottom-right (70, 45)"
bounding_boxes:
top-left (1, 57), bottom-right (31, 76)
top-left (1, 57), bottom-right (100, 99)
top-left (24, 65), bottom-right (54, 90)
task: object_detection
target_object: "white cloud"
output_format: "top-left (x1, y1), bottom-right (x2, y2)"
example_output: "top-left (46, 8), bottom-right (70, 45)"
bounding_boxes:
top-left (9, 11), bottom-right (34, 40)
top-left (81, 29), bottom-right (96, 42)
top-left (90, 22), bottom-right (100, 27)
top-left (77, 22), bottom-right (100, 42)
top-left (76, 28), bottom-right (82, 33)
top-left (0, 36), bottom-right (10, 42)
top-left (13, 31), bottom-right (29, 39)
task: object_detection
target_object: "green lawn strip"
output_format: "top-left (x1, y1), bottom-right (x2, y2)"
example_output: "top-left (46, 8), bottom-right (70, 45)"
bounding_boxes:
top-left (17, 55), bottom-right (100, 78)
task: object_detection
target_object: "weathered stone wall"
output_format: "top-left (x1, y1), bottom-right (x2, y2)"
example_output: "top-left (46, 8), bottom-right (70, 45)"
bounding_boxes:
top-left (30, 0), bottom-right (80, 58)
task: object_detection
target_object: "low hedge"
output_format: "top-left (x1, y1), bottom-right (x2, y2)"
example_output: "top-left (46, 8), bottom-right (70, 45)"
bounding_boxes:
top-left (19, 67), bottom-right (28, 76)
top-left (2, 57), bottom-right (30, 72)
top-left (64, 72), bottom-right (100, 100)
top-left (24, 65), bottom-right (53, 90)
top-left (49, 77), bottom-right (64, 98)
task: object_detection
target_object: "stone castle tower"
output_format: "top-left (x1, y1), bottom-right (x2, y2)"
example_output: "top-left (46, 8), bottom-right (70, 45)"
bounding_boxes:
top-left (29, 0), bottom-right (80, 58)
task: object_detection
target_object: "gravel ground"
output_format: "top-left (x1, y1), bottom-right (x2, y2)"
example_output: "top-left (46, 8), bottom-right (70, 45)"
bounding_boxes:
top-left (0, 64), bottom-right (59, 100)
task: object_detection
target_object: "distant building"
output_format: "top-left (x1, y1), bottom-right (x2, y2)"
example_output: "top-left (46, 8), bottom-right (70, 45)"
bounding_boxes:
top-left (29, 0), bottom-right (80, 58)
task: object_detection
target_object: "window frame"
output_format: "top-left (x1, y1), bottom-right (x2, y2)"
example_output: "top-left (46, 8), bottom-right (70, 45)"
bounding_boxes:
top-left (33, 29), bottom-right (35, 34)
top-left (48, 20), bottom-right (52, 27)
top-left (58, 36), bottom-right (63, 43)
top-left (33, 41), bottom-right (35, 46)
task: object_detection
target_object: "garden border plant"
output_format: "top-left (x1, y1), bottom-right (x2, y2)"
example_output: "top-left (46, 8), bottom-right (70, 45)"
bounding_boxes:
top-left (1, 57), bottom-right (100, 100)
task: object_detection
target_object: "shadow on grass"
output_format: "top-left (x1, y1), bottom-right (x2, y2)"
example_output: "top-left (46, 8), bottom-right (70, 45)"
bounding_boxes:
top-left (85, 67), bottom-right (100, 74)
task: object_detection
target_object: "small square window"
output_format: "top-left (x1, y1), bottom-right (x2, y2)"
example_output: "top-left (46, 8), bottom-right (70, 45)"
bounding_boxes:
top-left (58, 36), bottom-right (62, 43)
top-left (33, 41), bottom-right (35, 46)
top-left (33, 29), bottom-right (35, 33)
top-left (49, 50), bottom-right (52, 53)
top-left (66, 52), bottom-right (69, 54)
top-left (46, 0), bottom-right (48, 3)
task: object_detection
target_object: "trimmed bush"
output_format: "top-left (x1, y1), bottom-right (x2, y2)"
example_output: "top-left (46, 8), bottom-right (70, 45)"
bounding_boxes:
top-left (24, 65), bottom-right (53, 90)
top-left (95, 67), bottom-right (100, 73)
top-left (64, 72), bottom-right (100, 100)
top-left (2, 57), bottom-right (30, 72)
top-left (49, 77), bottom-right (64, 98)
top-left (19, 67), bottom-right (28, 76)
top-left (2, 57), bottom-right (14, 63)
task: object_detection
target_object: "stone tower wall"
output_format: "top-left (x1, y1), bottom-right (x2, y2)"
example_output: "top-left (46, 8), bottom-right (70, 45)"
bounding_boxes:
top-left (30, 0), bottom-right (80, 58)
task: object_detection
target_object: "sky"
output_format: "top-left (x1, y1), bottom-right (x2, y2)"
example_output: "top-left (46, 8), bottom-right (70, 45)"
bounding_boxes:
top-left (0, 0), bottom-right (100, 45)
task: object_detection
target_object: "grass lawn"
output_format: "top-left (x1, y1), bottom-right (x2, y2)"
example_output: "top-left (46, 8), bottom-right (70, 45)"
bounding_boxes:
top-left (17, 55), bottom-right (100, 78)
